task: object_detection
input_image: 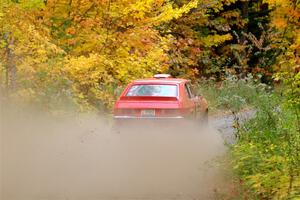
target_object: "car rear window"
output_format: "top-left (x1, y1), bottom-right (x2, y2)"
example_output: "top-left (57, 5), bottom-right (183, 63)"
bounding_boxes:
top-left (126, 84), bottom-right (178, 97)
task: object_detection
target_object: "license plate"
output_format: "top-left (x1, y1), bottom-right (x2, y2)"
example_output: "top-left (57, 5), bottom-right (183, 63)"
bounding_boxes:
top-left (141, 110), bottom-right (155, 117)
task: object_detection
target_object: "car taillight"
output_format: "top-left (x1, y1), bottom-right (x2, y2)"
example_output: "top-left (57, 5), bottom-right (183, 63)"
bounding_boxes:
top-left (160, 109), bottom-right (181, 117)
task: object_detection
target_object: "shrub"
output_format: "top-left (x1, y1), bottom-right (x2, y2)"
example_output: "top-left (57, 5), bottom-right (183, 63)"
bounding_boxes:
top-left (231, 91), bottom-right (300, 199)
top-left (195, 74), bottom-right (268, 113)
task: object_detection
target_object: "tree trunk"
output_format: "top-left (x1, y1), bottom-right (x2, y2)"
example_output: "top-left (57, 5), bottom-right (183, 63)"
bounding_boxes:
top-left (4, 33), bottom-right (17, 92)
top-left (240, 1), bottom-right (249, 75)
top-left (241, 0), bottom-right (249, 42)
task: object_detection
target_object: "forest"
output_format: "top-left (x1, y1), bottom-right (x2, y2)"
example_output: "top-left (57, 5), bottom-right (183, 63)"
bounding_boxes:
top-left (1, 0), bottom-right (299, 199)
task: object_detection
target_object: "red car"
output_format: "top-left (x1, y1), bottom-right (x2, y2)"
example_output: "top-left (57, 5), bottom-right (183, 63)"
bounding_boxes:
top-left (113, 74), bottom-right (208, 123)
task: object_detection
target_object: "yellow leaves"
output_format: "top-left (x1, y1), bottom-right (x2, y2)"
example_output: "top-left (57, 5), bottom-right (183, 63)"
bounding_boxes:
top-left (62, 53), bottom-right (116, 109)
top-left (221, 0), bottom-right (238, 7)
top-left (1, 0), bottom-right (200, 111)
top-left (64, 54), bottom-right (106, 83)
top-left (61, 50), bottom-right (165, 108)
top-left (291, 31), bottom-right (300, 51)
top-left (120, 0), bottom-right (198, 26)
top-left (153, 0), bottom-right (198, 24)
top-left (232, 140), bottom-right (298, 199)
top-left (202, 34), bottom-right (233, 47)
top-left (18, 0), bottom-right (45, 10)
top-left (268, 0), bottom-right (300, 110)
top-left (123, 0), bottom-right (153, 20)
top-left (112, 43), bottom-right (166, 84)
top-left (246, 154), bottom-right (296, 199)
top-left (264, 0), bottom-right (290, 8)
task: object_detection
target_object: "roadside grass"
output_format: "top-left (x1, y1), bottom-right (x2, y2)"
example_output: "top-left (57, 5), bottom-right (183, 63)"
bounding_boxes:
top-left (199, 75), bottom-right (300, 199)
top-left (194, 75), bottom-right (268, 114)
top-left (230, 94), bottom-right (300, 199)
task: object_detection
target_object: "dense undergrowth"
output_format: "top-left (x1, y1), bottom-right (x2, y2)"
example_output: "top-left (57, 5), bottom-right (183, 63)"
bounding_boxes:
top-left (195, 75), bottom-right (268, 113)
top-left (231, 101), bottom-right (300, 199)
top-left (201, 76), bottom-right (300, 200)
top-left (1, 0), bottom-right (298, 113)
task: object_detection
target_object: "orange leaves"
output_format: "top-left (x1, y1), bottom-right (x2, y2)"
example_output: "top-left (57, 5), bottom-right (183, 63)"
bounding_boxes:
top-left (1, 0), bottom-right (202, 110)
top-left (79, 19), bottom-right (98, 28)
top-left (265, 0), bottom-right (300, 29)
top-left (271, 17), bottom-right (287, 29)
top-left (191, 47), bottom-right (201, 55)
top-left (66, 27), bottom-right (76, 35)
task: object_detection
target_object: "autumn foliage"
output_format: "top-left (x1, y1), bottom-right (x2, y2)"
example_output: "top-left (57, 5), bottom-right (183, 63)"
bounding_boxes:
top-left (0, 0), bottom-right (299, 112)
top-left (1, 1), bottom-right (300, 199)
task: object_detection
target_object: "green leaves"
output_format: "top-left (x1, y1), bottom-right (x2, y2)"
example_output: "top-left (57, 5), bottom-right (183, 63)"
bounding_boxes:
top-left (231, 90), bottom-right (300, 199)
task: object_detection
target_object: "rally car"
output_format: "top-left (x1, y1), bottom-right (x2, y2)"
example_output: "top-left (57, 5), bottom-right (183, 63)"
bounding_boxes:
top-left (113, 74), bottom-right (208, 123)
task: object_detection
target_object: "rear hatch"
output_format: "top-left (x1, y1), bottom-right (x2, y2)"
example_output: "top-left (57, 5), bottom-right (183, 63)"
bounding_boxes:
top-left (114, 96), bottom-right (182, 118)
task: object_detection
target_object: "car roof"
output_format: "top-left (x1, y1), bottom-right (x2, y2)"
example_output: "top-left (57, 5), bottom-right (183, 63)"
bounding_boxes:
top-left (132, 78), bottom-right (189, 84)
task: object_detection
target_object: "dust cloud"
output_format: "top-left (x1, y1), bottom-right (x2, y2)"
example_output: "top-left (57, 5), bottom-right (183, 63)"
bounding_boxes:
top-left (0, 105), bottom-right (227, 200)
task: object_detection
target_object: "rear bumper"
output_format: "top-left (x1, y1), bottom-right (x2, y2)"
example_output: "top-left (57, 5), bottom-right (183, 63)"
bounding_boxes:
top-left (114, 116), bottom-right (184, 119)
top-left (111, 115), bottom-right (208, 134)
top-left (113, 115), bottom-right (187, 130)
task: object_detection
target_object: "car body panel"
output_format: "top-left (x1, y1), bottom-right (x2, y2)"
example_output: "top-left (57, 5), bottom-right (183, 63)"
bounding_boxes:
top-left (116, 101), bottom-right (180, 109)
top-left (113, 77), bottom-right (208, 120)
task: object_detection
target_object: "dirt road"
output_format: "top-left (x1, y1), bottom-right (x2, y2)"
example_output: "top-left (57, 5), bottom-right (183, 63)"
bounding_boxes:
top-left (210, 109), bottom-right (256, 143)
top-left (1, 110), bottom-right (252, 200)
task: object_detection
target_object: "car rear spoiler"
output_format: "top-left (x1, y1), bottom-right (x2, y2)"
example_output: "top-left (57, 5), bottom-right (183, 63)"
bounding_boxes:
top-left (120, 96), bottom-right (178, 101)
